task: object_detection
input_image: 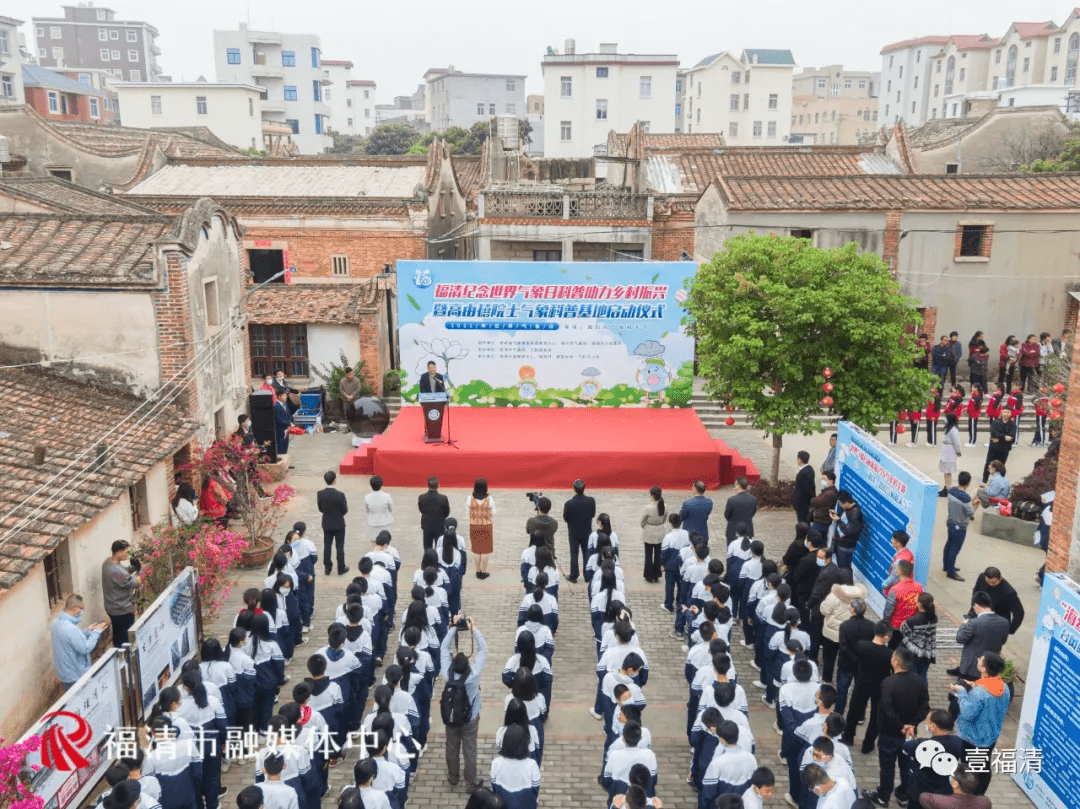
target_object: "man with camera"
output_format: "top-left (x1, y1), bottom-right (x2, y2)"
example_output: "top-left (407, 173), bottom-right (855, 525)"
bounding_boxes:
top-left (525, 494), bottom-right (559, 558)
top-left (101, 540), bottom-right (142, 648)
top-left (439, 614), bottom-right (488, 793)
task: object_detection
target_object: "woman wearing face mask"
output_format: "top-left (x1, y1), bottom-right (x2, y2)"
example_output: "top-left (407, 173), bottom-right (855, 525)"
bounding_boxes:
top-left (809, 471), bottom-right (838, 539)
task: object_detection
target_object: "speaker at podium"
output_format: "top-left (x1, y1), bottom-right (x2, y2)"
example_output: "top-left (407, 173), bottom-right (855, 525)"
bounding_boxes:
top-left (418, 392), bottom-right (449, 443)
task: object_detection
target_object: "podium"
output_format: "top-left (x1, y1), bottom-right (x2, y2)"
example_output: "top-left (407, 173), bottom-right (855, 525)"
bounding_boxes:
top-left (419, 392), bottom-right (449, 443)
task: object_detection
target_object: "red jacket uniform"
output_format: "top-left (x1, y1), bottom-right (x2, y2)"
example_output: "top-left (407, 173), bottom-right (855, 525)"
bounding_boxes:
top-left (1034, 396), bottom-right (1050, 417)
top-left (944, 392), bottom-right (964, 417)
top-left (925, 398), bottom-right (941, 421)
top-left (908, 406), bottom-right (922, 423)
top-left (1008, 390), bottom-right (1025, 418)
top-left (986, 392), bottom-right (1005, 419)
top-left (966, 392), bottom-right (983, 418)
top-left (897, 410), bottom-right (909, 422)
top-left (887, 578), bottom-right (924, 629)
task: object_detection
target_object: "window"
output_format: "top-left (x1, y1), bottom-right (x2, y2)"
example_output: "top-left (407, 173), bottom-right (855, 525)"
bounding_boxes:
top-left (817, 77), bottom-right (826, 90)
top-left (730, 93), bottom-right (739, 110)
top-left (77, 73), bottom-right (91, 85)
top-left (1055, 37), bottom-right (1062, 54)
top-left (1023, 57), bottom-right (1030, 73)
top-left (128, 49), bottom-right (139, 62)
top-left (996, 49), bottom-right (1002, 64)
top-left (560, 120), bottom-right (571, 141)
top-left (831, 83), bottom-right (839, 97)
top-left (47, 91), bottom-right (59, 113)
top-left (506, 79), bottom-right (516, 91)
top-left (743, 93), bottom-right (749, 110)
top-left (43, 543), bottom-right (72, 607)
top-left (310, 47), bottom-right (319, 68)
top-left (957, 225), bottom-right (989, 258)
top-left (111, 50), bottom-right (120, 60)
top-left (1069, 35), bottom-right (1080, 84)
top-left (129, 69), bottom-right (140, 81)
top-left (48, 168), bottom-right (73, 181)
top-left (1053, 66), bottom-right (1060, 82)
top-left (284, 85), bottom-right (297, 101)
top-left (346, 118), bottom-right (353, 127)
top-left (596, 67), bottom-right (608, 78)
top-left (364, 90), bottom-right (370, 99)
top-left (126, 477), bottom-right (149, 528)
top-left (640, 76), bottom-right (651, 98)
top-left (109, 30), bottom-right (118, 40)
top-left (729, 121), bottom-right (738, 137)
top-left (36, 27), bottom-right (43, 38)
top-left (885, 104), bottom-right (889, 116)
top-left (911, 101), bottom-right (916, 113)
top-left (226, 47), bottom-right (241, 64)
top-left (752, 120), bottom-right (762, 138)
top-left (286, 118), bottom-right (299, 133)
top-left (112, 69), bottom-right (122, 78)
top-left (53, 47), bottom-right (64, 61)
top-left (560, 76), bottom-right (572, 97)
top-left (945, 163), bottom-right (959, 174)
top-left (249, 97), bottom-right (254, 116)
top-left (324, 89), bottom-right (331, 101)
top-left (332, 255), bottom-right (350, 276)
top-left (0, 75), bottom-right (12, 99)
top-left (476, 102), bottom-right (484, 115)
top-left (38, 49), bottom-right (46, 59)
top-left (314, 114), bottom-right (323, 134)
top-left (934, 83), bottom-right (939, 97)
top-left (250, 324), bottom-right (309, 378)
top-left (96, 8), bottom-right (107, 19)
top-left (732, 70), bottom-right (741, 84)
top-left (887, 80), bottom-right (891, 91)
top-left (676, 78), bottom-right (682, 93)
top-left (952, 103), bottom-right (958, 116)
top-left (859, 79), bottom-right (867, 89)
top-left (945, 57), bottom-right (955, 95)
top-left (831, 110), bottom-right (836, 121)
top-left (50, 27), bottom-right (61, 39)
top-left (814, 112), bottom-right (819, 123)
top-left (767, 121), bottom-right (776, 138)
top-left (127, 30), bottom-right (137, 42)
top-left (873, 110), bottom-right (878, 121)
top-left (959, 67), bottom-right (965, 81)
top-left (596, 99), bottom-right (608, 119)
top-left (488, 103), bottom-right (495, 115)
top-left (916, 50), bottom-right (921, 63)
top-left (863, 109), bottom-right (870, 121)
top-left (282, 50), bottom-right (295, 67)
top-left (196, 95), bottom-right (207, 115)
top-left (203, 279), bottom-right (220, 326)
top-left (889, 56), bottom-right (894, 67)
top-left (844, 78), bottom-right (852, 89)
top-left (533, 250), bottom-right (561, 261)
top-left (791, 228), bottom-right (814, 240)
top-left (151, 95), bottom-right (162, 114)
top-left (100, 49), bottom-right (110, 61)
top-left (914, 76), bottom-right (918, 88)
top-left (899, 65), bottom-right (903, 77)
top-left (89, 97), bottom-right (99, 118)
top-left (768, 93), bottom-right (778, 109)
top-left (675, 103), bottom-right (681, 117)
top-left (696, 108), bottom-right (700, 122)
top-left (1006, 45), bottom-right (1017, 86)
top-left (312, 80), bottom-right (321, 102)
top-left (98, 29), bottom-right (108, 41)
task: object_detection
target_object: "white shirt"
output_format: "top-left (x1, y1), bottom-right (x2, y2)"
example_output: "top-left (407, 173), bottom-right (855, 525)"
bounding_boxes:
top-left (171, 498), bottom-right (198, 527)
top-left (366, 491), bottom-right (394, 527)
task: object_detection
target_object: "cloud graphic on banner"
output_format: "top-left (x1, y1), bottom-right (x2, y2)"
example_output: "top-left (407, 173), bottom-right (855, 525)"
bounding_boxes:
top-left (633, 340), bottom-right (665, 358)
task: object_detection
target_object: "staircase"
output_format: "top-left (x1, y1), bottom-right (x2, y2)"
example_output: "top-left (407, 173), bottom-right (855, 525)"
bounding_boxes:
top-left (690, 392), bottom-right (891, 432)
top-left (385, 395), bottom-right (403, 424)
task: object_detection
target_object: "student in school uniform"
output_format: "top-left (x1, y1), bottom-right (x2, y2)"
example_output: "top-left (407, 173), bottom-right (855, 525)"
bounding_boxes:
top-left (725, 527), bottom-right (754, 622)
top-left (142, 714), bottom-right (203, 809)
top-left (268, 548), bottom-right (303, 648)
top-left (674, 542), bottom-right (711, 640)
top-left (198, 638), bottom-right (237, 729)
top-left (175, 669), bottom-right (227, 809)
top-left (594, 620), bottom-right (649, 719)
top-left (289, 523), bottom-right (319, 634)
top-left (520, 532), bottom-right (546, 588)
top-left (516, 605), bottom-right (555, 662)
top-left (243, 614), bottom-right (285, 733)
top-left (689, 707), bottom-right (722, 791)
top-left (741, 767), bottom-right (776, 809)
top-left (905, 404), bottom-right (923, 447)
top-left (255, 715), bottom-right (320, 809)
top-left (115, 751), bottom-right (163, 809)
top-left (798, 736), bottom-right (856, 809)
top-left (589, 547), bottom-right (626, 596)
top-left (601, 721), bottom-right (657, 802)
top-left (526, 546), bottom-right (559, 601)
top-left (588, 514), bottom-right (621, 559)
top-left (518, 576), bottom-right (559, 635)
top-left (788, 687), bottom-right (841, 807)
top-left (601, 653), bottom-right (647, 737)
top-left (698, 721), bottom-right (758, 809)
top-left (777, 662), bottom-right (823, 806)
top-left (225, 628), bottom-right (256, 733)
top-left (660, 514), bottom-right (690, 613)
top-left (1032, 393), bottom-right (1050, 447)
top-left (703, 681), bottom-right (754, 753)
top-left (302, 653), bottom-right (344, 757)
top-left (436, 521), bottom-right (467, 615)
top-left (258, 588), bottom-right (291, 662)
top-left (316, 626), bottom-right (362, 724)
top-left (382, 662), bottom-right (421, 742)
top-left (688, 651), bottom-right (736, 738)
top-left (255, 753), bottom-right (301, 809)
top-left (923, 391), bottom-right (942, 447)
top-left (489, 725), bottom-right (541, 809)
top-left (357, 732), bottom-right (408, 809)
top-left (965, 387), bottom-right (984, 447)
top-left (591, 569), bottom-right (628, 643)
top-left (350, 759), bottom-right (393, 809)
top-left (497, 698), bottom-right (542, 764)
top-left (507, 667), bottom-right (548, 762)
top-left (398, 601), bottom-right (439, 674)
top-left (362, 686), bottom-right (418, 781)
top-left (800, 763), bottom-right (857, 809)
top-left (503, 631), bottom-right (553, 721)
top-left (368, 531), bottom-right (401, 626)
top-left (751, 575), bottom-right (785, 676)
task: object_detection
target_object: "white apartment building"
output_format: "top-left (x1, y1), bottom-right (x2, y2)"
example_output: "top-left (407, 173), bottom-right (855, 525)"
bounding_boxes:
top-left (682, 49), bottom-right (796, 145)
top-left (425, 67), bottom-right (526, 131)
top-left (541, 40), bottom-right (679, 158)
top-left (0, 16), bottom-right (26, 107)
top-left (213, 24), bottom-right (331, 154)
top-left (878, 37), bottom-right (946, 126)
top-left (115, 82), bottom-right (264, 150)
top-left (322, 60), bottom-right (377, 136)
top-left (790, 65), bottom-right (880, 145)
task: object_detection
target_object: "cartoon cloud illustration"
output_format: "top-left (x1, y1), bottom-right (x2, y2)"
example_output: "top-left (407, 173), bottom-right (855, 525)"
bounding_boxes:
top-left (580, 366), bottom-right (602, 400)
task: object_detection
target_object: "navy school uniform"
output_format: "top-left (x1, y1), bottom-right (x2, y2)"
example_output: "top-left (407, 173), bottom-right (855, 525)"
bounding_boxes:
top-left (144, 731), bottom-right (203, 809)
top-left (698, 747), bottom-right (757, 809)
top-left (685, 640), bottom-right (713, 685)
top-left (225, 647), bottom-right (255, 731)
top-left (753, 593), bottom-right (782, 670)
top-left (779, 682), bottom-right (821, 802)
top-left (689, 610), bottom-right (733, 646)
top-left (676, 555), bottom-right (711, 634)
top-left (590, 589), bottom-right (627, 645)
top-left (798, 748), bottom-right (857, 809)
top-left (726, 540), bottom-right (753, 619)
top-left (243, 637), bottom-right (285, 732)
top-left (601, 673), bottom-right (645, 747)
top-left (437, 545), bottom-right (465, 617)
top-left (354, 787), bottom-right (391, 809)
top-left (343, 625), bottom-right (375, 730)
top-left (367, 550), bottom-right (399, 624)
top-left (362, 710), bottom-right (418, 777)
top-left (255, 780), bottom-right (300, 809)
top-left (519, 546), bottom-right (538, 588)
top-left (602, 744), bottom-right (657, 802)
top-left (199, 660), bottom-right (237, 726)
top-left (502, 653), bottom-right (553, 719)
top-left (595, 643), bottom-right (648, 714)
top-left (176, 695), bottom-right (227, 809)
top-left (389, 664), bottom-right (432, 746)
top-left (780, 657), bottom-right (819, 686)
top-left (739, 556), bottom-right (764, 639)
top-left (517, 591), bottom-right (559, 634)
top-left (254, 745), bottom-right (319, 809)
top-left (767, 628), bottom-right (811, 702)
top-left (587, 529), bottom-right (620, 559)
top-left (364, 590), bottom-right (389, 660)
top-left (689, 718), bottom-right (720, 790)
top-left (397, 625), bottom-right (440, 676)
top-left (697, 682), bottom-right (750, 719)
top-left (526, 564), bottom-right (559, 601)
top-left (503, 692), bottom-right (547, 763)
top-left (367, 755), bottom-right (408, 809)
top-left (389, 686), bottom-right (422, 741)
top-left (295, 708), bottom-right (330, 794)
top-left (304, 677), bottom-right (344, 752)
top-left (586, 556), bottom-right (626, 589)
top-left (515, 622), bottom-right (554, 662)
top-left (660, 527), bottom-right (690, 610)
top-left (687, 667), bottom-right (738, 739)
top-left (490, 756), bottom-right (541, 809)
top-left (292, 536), bottom-right (319, 628)
top-left (316, 645), bottom-right (362, 728)
top-left (495, 723), bottom-right (542, 765)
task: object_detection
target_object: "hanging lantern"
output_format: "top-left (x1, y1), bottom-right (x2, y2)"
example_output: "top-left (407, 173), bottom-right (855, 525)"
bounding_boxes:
top-left (821, 395), bottom-right (834, 407)
top-left (1054, 383), bottom-right (1066, 394)
top-left (822, 382), bottom-right (834, 393)
top-left (725, 416), bottom-right (736, 427)
top-left (822, 367), bottom-right (834, 379)
top-left (1051, 398), bottom-right (1064, 409)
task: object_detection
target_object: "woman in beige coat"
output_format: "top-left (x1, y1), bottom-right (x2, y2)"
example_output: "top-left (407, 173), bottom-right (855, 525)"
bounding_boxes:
top-left (818, 568), bottom-right (866, 683)
top-left (640, 486), bottom-right (667, 583)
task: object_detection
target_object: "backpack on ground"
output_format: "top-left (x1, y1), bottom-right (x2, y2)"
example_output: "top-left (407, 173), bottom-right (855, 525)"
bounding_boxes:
top-left (440, 669), bottom-right (470, 727)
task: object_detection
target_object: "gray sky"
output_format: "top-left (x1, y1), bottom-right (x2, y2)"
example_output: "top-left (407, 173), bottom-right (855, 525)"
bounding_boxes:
top-left (9, 0), bottom-right (1076, 102)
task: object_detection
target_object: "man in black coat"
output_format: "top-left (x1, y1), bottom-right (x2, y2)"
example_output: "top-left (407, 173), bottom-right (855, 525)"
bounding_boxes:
top-left (419, 361), bottom-right (446, 393)
top-left (830, 490), bottom-right (864, 571)
top-left (782, 524), bottom-right (811, 588)
top-left (723, 476), bottom-right (757, 544)
top-left (317, 470), bottom-right (349, 575)
top-left (842, 621), bottom-right (894, 752)
top-left (898, 709), bottom-right (967, 808)
top-left (836, 597), bottom-right (876, 714)
top-left (970, 567), bottom-right (1025, 634)
top-left (417, 476), bottom-right (451, 551)
top-left (791, 451), bottom-right (815, 524)
top-left (792, 533), bottom-right (825, 623)
top-left (806, 545), bottom-right (842, 659)
top-left (982, 407), bottom-right (1016, 483)
top-left (562, 479), bottom-right (596, 582)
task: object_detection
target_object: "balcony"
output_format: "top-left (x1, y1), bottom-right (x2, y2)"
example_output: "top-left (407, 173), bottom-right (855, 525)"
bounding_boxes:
top-left (251, 62), bottom-right (284, 79)
top-left (248, 31), bottom-right (282, 45)
top-left (261, 100), bottom-right (286, 114)
top-left (481, 190), bottom-right (651, 221)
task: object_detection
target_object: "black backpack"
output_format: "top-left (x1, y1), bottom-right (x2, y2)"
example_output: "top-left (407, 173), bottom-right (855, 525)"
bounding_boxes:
top-left (440, 669), bottom-right (471, 728)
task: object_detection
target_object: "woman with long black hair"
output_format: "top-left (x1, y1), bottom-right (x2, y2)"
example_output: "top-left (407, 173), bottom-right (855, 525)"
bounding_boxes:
top-left (502, 630), bottom-right (553, 720)
top-left (242, 612), bottom-right (285, 732)
top-left (176, 669), bottom-right (227, 809)
top-left (438, 521), bottom-right (465, 617)
top-left (465, 477), bottom-right (496, 579)
top-left (639, 487), bottom-right (666, 583)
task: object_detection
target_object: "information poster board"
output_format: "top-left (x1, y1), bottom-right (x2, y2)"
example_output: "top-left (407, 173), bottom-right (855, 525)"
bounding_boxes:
top-left (22, 649), bottom-right (125, 809)
top-left (396, 260), bottom-right (697, 408)
top-left (131, 566), bottom-right (197, 717)
top-left (1013, 572), bottom-right (1080, 808)
top-left (835, 421), bottom-right (938, 615)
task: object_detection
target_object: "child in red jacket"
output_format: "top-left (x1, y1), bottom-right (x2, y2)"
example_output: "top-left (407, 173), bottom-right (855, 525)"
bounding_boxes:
top-left (1032, 394), bottom-right (1049, 447)
top-left (906, 403), bottom-right (923, 447)
top-left (890, 410), bottom-right (908, 445)
top-left (924, 390), bottom-right (942, 446)
top-left (966, 386), bottom-right (983, 447)
top-left (1008, 387), bottom-right (1025, 439)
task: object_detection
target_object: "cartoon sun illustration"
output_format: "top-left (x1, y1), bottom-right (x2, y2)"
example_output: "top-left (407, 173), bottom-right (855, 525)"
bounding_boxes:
top-left (518, 365), bottom-right (538, 400)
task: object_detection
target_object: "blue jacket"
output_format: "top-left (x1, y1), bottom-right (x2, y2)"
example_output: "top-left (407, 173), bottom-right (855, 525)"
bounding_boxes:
top-left (679, 496), bottom-right (713, 541)
top-left (956, 679), bottom-right (1010, 748)
top-left (51, 612), bottom-right (103, 684)
top-left (440, 627), bottom-right (487, 722)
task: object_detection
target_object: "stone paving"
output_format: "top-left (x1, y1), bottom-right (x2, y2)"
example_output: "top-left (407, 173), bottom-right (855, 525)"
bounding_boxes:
top-left (210, 429), bottom-right (1035, 808)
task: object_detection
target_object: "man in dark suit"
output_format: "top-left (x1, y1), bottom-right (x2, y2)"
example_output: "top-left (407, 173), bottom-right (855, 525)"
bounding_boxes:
top-left (969, 567), bottom-right (1025, 634)
top-left (317, 470), bottom-right (349, 575)
top-left (722, 476), bottom-right (757, 544)
top-left (419, 361), bottom-right (446, 393)
top-left (273, 391), bottom-right (292, 456)
top-left (951, 591), bottom-right (1010, 680)
top-left (678, 480), bottom-right (713, 542)
top-left (562, 479), bottom-right (596, 582)
top-left (418, 476), bottom-right (451, 551)
top-left (791, 450), bottom-right (815, 524)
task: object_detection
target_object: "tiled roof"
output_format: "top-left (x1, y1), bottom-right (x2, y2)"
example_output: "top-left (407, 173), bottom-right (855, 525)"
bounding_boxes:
top-left (125, 164), bottom-right (428, 198)
top-left (0, 367), bottom-right (198, 590)
top-left (743, 49), bottom-right (796, 66)
top-left (607, 131), bottom-right (725, 155)
top-left (21, 64), bottom-right (105, 97)
top-left (347, 79), bottom-right (377, 87)
top-left (48, 120), bottom-right (242, 158)
top-left (714, 174), bottom-right (1080, 211)
top-left (246, 284), bottom-right (380, 324)
top-left (1011, 21), bottom-right (1057, 38)
top-left (946, 34), bottom-right (999, 51)
top-left (0, 215), bottom-right (172, 288)
top-left (0, 177), bottom-right (160, 217)
top-left (322, 60), bottom-right (354, 68)
top-left (691, 52), bottom-right (725, 69)
top-left (880, 35), bottom-right (950, 54)
top-left (452, 156), bottom-right (486, 200)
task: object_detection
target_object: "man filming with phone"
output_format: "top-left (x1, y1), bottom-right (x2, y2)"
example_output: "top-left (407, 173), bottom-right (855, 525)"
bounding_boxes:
top-left (439, 614), bottom-right (487, 793)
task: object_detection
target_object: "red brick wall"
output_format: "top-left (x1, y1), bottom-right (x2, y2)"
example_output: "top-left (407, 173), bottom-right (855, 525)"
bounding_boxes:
top-left (1047, 309), bottom-right (1080, 576)
top-left (652, 211), bottom-right (695, 261)
top-left (243, 227), bottom-right (425, 282)
top-left (151, 251), bottom-right (199, 415)
top-left (24, 87), bottom-right (97, 123)
top-left (882, 211), bottom-right (903, 274)
top-left (918, 307), bottom-right (937, 339)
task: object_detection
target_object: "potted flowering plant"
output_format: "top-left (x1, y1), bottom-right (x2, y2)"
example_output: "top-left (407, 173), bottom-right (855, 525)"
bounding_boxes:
top-left (0, 735), bottom-right (43, 809)
top-left (179, 436), bottom-right (295, 569)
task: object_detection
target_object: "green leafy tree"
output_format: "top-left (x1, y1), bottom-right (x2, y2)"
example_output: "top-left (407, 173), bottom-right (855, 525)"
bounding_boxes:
top-left (328, 132), bottom-right (366, 154)
top-left (364, 122), bottom-right (422, 155)
top-left (1025, 123), bottom-right (1080, 171)
top-left (687, 233), bottom-right (937, 484)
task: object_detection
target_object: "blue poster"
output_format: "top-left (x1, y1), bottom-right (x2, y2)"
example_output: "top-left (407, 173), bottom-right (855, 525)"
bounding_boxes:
top-left (835, 421), bottom-right (938, 615)
top-left (1014, 572), bottom-right (1080, 808)
top-left (396, 260), bottom-right (696, 407)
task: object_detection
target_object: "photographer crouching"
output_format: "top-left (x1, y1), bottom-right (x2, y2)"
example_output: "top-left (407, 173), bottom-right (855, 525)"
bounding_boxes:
top-left (439, 613), bottom-right (488, 793)
top-left (102, 540), bottom-right (142, 648)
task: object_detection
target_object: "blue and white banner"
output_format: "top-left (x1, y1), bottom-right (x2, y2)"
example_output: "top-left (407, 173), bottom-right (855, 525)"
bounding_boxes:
top-left (1014, 572), bottom-right (1080, 808)
top-left (835, 421), bottom-right (938, 615)
top-left (396, 260), bottom-right (696, 407)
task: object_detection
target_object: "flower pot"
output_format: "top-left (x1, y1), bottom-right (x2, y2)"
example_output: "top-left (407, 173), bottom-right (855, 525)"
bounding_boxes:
top-left (239, 536), bottom-right (275, 569)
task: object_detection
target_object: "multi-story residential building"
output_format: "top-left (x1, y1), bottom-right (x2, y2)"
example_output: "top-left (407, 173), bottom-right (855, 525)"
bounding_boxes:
top-left (22, 64), bottom-right (110, 124)
top-left (0, 16), bottom-right (26, 107)
top-left (32, 5), bottom-right (162, 82)
top-left (322, 60), bottom-right (377, 136)
top-left (681, 49), bottom-right (796, 145)
top-left (115, 81), bottom-right (265, 150)
top-left (878, 36), bottom-right (948, 127)
top-left (374, 87), bottom-right (427, 129)
top-left (541, 40), bottom-right (679, 158)
top-left (674, 69), bottom-right (686, 132)
top-left (55, 68), bottom-right (119, 122)
top-left (790, 65), bottom-right (880, 144)
top-left (213, 24), bottom-right (332, 154)
top-left (526, 93), bottom-right (544, 155)
top-left (424, 66), bottom-right (526, 131)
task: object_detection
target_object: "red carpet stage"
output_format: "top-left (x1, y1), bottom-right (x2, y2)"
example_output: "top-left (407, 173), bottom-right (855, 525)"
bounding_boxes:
top-left (339, 407), bottom-right (758, 489)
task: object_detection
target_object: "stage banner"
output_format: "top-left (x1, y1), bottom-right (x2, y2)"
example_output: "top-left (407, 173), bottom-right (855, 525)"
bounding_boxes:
top-left (1014, 572), bottom-right (1080, 808)
top-left (130, 566), bottom-right (198, 718)
top-left (396, 260), bottom-right (697, 408)
top-left (835, 421), bottom-right (937, 615)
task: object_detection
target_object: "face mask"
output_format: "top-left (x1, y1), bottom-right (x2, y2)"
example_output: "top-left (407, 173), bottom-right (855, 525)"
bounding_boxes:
top-left (281, 587), bottom-right (291, 595)
top-left (925, 724), bottom-right (933, 735)
top-left (74, 610), bottom-right (84, 620)
top-left (821, 480), bottom-right (829, 488)
top-left (816, 557), bottom-right (827, 567)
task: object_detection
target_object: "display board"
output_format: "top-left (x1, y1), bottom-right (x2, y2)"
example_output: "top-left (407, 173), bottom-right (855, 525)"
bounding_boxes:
top-left (835, 421), bottom-right (938, 615)
top-left (131, 566), bottom-right (198, 717)
top-left (397, 260), bottom-right (697, 408)
top-left (23, 649), bottom-right (125, 809)
top-left (1014, 572), bottom-right (1080, 808)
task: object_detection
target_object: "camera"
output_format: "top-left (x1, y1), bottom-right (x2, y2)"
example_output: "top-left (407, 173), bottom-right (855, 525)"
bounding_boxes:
top-left (525, 491), bottom-right (543, 505)
top-left (455, 614), bottom-right (470, 631)
top-left (128, 556), bottom-right (142, 573)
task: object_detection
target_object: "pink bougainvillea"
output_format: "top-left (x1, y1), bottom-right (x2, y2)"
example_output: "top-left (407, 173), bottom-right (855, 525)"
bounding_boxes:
top-left (0, 735), bottom-right (44, 809)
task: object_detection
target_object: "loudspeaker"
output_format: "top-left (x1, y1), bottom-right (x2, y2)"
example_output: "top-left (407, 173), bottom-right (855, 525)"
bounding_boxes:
top-left (249, 390), bottom-right (278, 463)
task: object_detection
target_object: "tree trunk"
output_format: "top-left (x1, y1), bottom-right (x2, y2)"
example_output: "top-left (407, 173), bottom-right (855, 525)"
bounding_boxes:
top-left (771, 433), bottom-right (783, 486)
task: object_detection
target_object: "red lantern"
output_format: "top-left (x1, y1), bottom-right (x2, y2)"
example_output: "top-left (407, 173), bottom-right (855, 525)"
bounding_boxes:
top-left (821, 396), bottom-right (834, 407)
top-left (822, 367), bottom-right (834, 379)
top-left (725, 416), bottom-right (736, 427)
top-left (822, 382), bottom-right (834, 393)
top-left (1051, 398), bottom-right (1064, 409)
top-left (896, 424), bottom-right (906, 434)
top-left (1054, 383), bottom-right (1066, 394)
top-left (725, 404), bottom-right (736, 412)
top-left (1051, 411), bottom-right (1064, 421)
